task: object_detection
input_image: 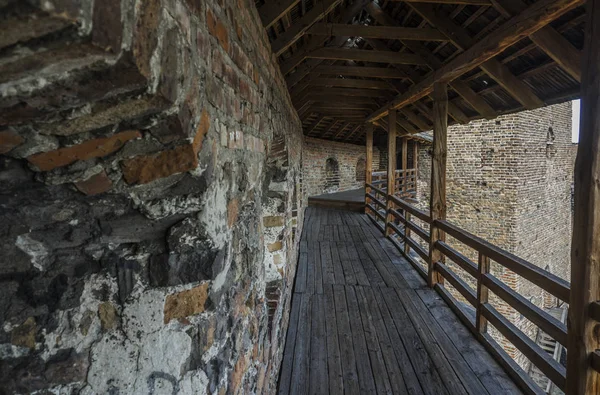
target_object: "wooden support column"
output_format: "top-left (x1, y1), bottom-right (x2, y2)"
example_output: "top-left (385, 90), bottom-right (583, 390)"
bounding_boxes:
top-left (428, 82), bottom-right (447, 287)
top-left (401, 137), bottom-right (408, 196)
top-left (365, 124), bottom-right (374, 214)
top-left (567, 1), bottom-right (600, 393)
top-left (413, 141), bottom-right (419, 196)
top-left (386, 110), bottom-right (397, 236)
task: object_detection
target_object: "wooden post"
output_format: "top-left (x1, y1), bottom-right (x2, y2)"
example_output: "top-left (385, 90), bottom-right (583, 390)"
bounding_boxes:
top-left (413, 141), bottom-right (418, 196)
top-left (386, 110), bottom-right (397, 236)
top-left (365, 124), bottom-right (374, 214)
top-left (428, 82), bottom-right (447, 287)
top-left (401, 137), bottom-right (408, 196)
top-left (476, 253), bottom-right (490, 333)
top-left (567, 1), bottom-right (600, 393)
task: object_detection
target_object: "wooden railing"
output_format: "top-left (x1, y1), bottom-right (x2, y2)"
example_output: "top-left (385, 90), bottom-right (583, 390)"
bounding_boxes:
top-left (370, 169), bottom-right (417, 198)
top-left (364, 186), bottom-right (571, 395)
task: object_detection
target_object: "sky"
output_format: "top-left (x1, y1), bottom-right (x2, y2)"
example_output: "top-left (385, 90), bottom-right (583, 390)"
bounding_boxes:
top-left (572, 99), bottom-right (580, 143)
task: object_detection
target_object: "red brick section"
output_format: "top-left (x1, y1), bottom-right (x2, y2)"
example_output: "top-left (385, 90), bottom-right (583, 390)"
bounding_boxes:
top-left (27, 130), bottom-right (141, 171)
top-left (121, 109), bottom-right (210, 184)
top-left (0, 130), bottom-right (24, 154)
top-left (206, 8), bottom-right (229, 53)
top-left (74, 171), bottom-right (112, 195)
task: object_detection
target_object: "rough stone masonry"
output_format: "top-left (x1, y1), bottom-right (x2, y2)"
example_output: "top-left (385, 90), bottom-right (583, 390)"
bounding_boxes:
top-left (0, 0), bottom-right (304, 393)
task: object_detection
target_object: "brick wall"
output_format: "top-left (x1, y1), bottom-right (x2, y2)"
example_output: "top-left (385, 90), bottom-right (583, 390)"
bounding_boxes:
top-left (416, 102), bottom-right (573, 362)
top-left (0, 0), bottom-right (303, 393)
top-left (302, 137), bottom-right (371, 196)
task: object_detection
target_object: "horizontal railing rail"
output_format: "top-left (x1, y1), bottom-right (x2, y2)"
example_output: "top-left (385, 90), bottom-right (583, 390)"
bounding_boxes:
top-left (364, 186), bottom-right (571, 395)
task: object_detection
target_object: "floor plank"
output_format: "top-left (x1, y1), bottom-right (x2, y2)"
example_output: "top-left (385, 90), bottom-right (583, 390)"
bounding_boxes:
top-left (279, 207), bottom-right (524, 395)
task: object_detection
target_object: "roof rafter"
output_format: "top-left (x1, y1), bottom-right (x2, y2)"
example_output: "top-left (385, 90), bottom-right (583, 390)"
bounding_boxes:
top-left (270, 0), bottom-right (344, 56)
top-left (307, 23), bottom-right (449, 41)
top-left (408, 3), bottom-right (544, 110)
top-left (306, 47), bottom-right (428, 65)
top-left (367, 0), bottom-right (584, 122)
top-left (366, 3), bottom-right (497, 119)
top-left (313, 65), bottom-right (410, 79)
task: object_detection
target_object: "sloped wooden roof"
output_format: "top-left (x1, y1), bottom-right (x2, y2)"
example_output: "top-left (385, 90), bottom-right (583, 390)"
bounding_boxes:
top-left (254, 0), bottom-right (584, 144)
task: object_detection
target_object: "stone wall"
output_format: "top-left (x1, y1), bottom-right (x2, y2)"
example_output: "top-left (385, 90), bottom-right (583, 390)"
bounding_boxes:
top-left (302, 137), bottom-right (371, 196)
top-left (415, 102), bottom-right (573, 361)
top-left (0, 0), bottom-right (303, 393)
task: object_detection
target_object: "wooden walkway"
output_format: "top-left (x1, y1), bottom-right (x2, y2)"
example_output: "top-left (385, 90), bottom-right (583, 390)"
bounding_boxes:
top-left (278, 207), bottom-right (523, 395)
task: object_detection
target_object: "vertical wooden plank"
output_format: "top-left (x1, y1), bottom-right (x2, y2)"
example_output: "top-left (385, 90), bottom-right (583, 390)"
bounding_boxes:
top-left (278, 296), bottom-right (302, 395)
top-left (476, 253), bottom-right (490, 333)
top-left (333, 285), bottom-right (360, 395)
top-left (567, 1), bottom-right (600, 393)
top-left (309, 294), bottom-right (329, 394)
top-left (404, 212), bottom-right (412, 257)
top-left (290, 293), bottom-right (312, 395)
top-left (402, 137), bottom-right (408, 195)
top-left (386, 110), bottom-right (397, 236)
top-left (324, 285), bottom-right (343, 395)
top-left (428, 82), bottom-right (448, 287)
top-left (345, 286), bottom-right (377, 393)
top-left (365, 123), bottom-right (374, 215)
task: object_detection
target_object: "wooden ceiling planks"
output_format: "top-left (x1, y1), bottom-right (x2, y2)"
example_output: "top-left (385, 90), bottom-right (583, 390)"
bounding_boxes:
top-left (255, 0), bottom-right (585, 141)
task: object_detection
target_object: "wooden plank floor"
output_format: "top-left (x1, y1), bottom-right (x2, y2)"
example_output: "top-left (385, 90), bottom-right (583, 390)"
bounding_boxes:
top-left (278, 207), bottom-right (523, 395)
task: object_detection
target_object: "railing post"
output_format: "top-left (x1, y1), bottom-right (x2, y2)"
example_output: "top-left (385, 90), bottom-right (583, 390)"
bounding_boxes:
top-left (401, 137), bottom-right (408, 196)
top-left (386, 110), bottom-right (397, 236)
top-left (365, 123), bottom-right (373, 215)
top-left (567, 1), bottom-right (600, 393)
top-left (404, 212), bottom-right (411, 256)
top-left (413, 141), bottom-right (418, 197)
top-left (476, 252), bottom-right (490, 333)
top-left (428, 82), bottom-right (448, 288)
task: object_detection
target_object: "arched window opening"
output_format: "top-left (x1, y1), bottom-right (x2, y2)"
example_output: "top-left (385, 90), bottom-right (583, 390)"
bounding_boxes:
top-left (356, 158), bottom-right (366, 182)
top-left (325, 157), bottom-right (340, 191)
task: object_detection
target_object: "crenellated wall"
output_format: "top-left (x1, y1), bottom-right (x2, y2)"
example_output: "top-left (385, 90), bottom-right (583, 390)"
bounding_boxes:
top-left (0, 0), bottom-right (303, 393)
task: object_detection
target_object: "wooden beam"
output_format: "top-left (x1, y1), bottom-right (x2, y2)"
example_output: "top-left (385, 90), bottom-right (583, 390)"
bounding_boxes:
top-left (259, 0), bottom-right (301, 29)
top-left (393, 0), bottom-right (491, 4)
top-left (365, 2), bottom-right (497, 119)
top-left (567, 1), bottom-right (600, 393)
top-left (400, 108), bottom-right (431, 131)
top-left (305, 95), bottom-right (381, 104)
top-left (307, 23), bottom-right (449, 41)
top-left (386, 110), bottom-right (397, 235)
top-left (306, 47), bottom-right (427, 65)
top-left (365, 123), bottom-right (374, 213)
top-left (281, 0), bottom-right (371, 78)
top-left (367, 0), bottom-right (583, 122)
top-left (321, 119), bottom-right (340, 138)
top-left (313, 65), bottom-right (410, 79)
top-left (428, 82), bottom-right (447, 287)
top-left (408, 3), bottom-right (544, 110)
top-left (309, 78), bottom-right (395, 90)
top-left (307, 87), bottom-right (393, 97)
top-left (270, 0), bottom-right (343, 56)
top-left (401, 137), bottom-right (408, 195)
top-left (492, 0), bottom-right (582, 82)
top-left (530, 29), bottom-right (582, 82)
top-left (341, 124), bottom-right (362, 140)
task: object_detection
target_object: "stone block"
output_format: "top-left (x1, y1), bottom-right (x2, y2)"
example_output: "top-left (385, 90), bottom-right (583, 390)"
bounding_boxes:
top-left (263, 216), bottom-right (284, 227)
top-left (0, 129), bottom-right (23, 154)
top-left (121, 144), bottom-right (198, 185)
top-left (74, 170), bottom-right (112, 195)
top-left (27, 130), bottom-right (141, 171)
top-left (164, 282), bottom-right (210, 324)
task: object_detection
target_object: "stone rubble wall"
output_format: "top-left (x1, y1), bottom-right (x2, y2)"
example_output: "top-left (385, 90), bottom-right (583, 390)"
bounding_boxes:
top-left (302, 136), bottom-right (370, 197)
top-left (0, 0), bottom-right (304, 393)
